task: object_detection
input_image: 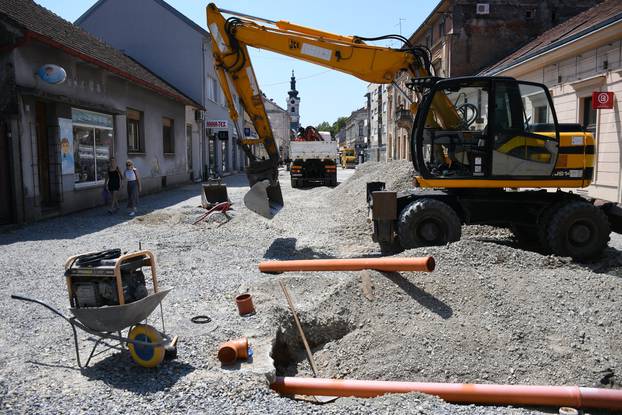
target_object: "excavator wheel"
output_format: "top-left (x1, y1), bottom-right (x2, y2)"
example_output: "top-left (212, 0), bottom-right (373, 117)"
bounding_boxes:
top-left (398, 198), bottom-right (461, 249)
top-left (537, 201), bottom-right (567, 255)
top-left (545, 201), bottom-right (610, 260)
top-left (512, 225), bottom-right (540, 250)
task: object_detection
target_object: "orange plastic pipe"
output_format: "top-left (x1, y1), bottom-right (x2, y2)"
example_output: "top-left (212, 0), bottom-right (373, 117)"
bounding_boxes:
top-left (258, 256), bottom-right (435, 273)
top-left (271, 377), bottom-right (622, 410)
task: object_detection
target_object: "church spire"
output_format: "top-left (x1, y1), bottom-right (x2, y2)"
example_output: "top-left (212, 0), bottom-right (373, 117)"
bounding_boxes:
top-left (288, 69), bottom-right (298, 98)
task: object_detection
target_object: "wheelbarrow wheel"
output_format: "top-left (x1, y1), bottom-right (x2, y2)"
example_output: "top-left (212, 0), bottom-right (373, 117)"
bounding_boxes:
top-left (128, 324), bottom-right (165, 368)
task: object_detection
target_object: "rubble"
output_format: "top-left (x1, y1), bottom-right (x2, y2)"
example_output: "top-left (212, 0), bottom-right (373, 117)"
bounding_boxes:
top-left (1, 165), bottom-right (621, 414)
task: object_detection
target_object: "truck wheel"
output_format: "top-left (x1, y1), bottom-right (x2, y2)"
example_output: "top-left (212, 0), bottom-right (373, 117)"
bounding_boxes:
top-left (546, 201), bottom-right (610, 260)
top-left (291, 178), bottom-right (298, 188)
top-left (398, 198), bottom-right (461, 248)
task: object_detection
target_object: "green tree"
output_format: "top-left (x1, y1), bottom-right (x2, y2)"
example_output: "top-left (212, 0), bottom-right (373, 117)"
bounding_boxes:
top-left (316, 121), bottom-right (332, 134)
top-left (332, 116), bottom-right (348, 136)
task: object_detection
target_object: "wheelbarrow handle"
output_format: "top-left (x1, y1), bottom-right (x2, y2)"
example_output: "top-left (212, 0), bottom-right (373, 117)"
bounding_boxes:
top-left (10, 294), bottom-right (72, 323)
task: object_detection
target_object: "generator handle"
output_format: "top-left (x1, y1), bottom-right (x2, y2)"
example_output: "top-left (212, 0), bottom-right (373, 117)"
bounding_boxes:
top-left (115, 250), bottom-right (159, 302)
top-left (10, 294), bottom-right (71, 323)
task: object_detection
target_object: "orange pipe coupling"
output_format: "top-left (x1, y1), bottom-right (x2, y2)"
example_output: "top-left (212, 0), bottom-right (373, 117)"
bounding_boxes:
top-left (271, 377), bottom-right (622, 410)
top-left (258, 256), bottom-right (435, 274)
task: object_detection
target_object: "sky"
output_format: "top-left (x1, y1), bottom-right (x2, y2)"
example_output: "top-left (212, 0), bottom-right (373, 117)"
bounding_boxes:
top-left (35, 0), bottom-right (438, 127)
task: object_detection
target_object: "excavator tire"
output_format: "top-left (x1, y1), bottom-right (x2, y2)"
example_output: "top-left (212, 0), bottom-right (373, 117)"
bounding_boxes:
top-left (512, 225), bottom-right (540, 249)
top-left (546, 200), bottom-right (610, 260)
top-left (537, 201), bottom-right (567, 255)
top-left (398, 198), bottom-right (461, 249)
top-left (379, 238), bottom-right (403, 254)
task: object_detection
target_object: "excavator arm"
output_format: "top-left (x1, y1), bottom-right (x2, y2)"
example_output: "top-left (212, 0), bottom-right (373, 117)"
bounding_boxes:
top-left (206, 3), bottom-right (459, 218)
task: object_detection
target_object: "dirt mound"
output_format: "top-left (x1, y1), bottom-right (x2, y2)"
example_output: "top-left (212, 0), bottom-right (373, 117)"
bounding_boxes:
top-left (272, 242), bottom-right (622, 392)
top-left (328, 161), bottom-right (415, 246)
top-left (328, 160), bottom-right (415, 203)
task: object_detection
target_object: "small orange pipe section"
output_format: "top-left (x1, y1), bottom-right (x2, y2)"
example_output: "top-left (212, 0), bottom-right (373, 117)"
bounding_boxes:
top-left (271, 377), bottom-right (622, 410)
top-left (258, 256), bottom-right (435, 274)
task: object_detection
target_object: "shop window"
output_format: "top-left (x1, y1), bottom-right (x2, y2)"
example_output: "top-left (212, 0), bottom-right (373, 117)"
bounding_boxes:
top-left (127, 108), bottom-right (144, 153)
top-left (72, 108), bottom-right (113, 185)
top-left (163, 117), bottom-right (175, 154)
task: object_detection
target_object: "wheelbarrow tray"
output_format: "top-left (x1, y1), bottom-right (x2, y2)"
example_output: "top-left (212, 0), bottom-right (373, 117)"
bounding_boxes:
top-left (69, 288), bottom-right (172, 332)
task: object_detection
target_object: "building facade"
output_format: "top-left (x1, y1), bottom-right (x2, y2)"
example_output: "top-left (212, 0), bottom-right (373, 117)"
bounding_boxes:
top-left (482, 0), bottom-right (622, 204)
top-left (0, 0), bottom-right (197, 224)
top-left (265, 98), bottom-right (292, 162)
top-left (366, 83), bottom-right (387, 162)
top-left (344, 107), bottom-right (367, 158)
top-left (382, 0), bottom-right (604, 162)
top-left (76, 0), bottom-right (245, 178)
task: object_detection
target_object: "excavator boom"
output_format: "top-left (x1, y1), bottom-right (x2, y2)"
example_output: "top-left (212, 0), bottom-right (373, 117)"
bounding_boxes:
top-left (206, 3), bottom-right (441, 218)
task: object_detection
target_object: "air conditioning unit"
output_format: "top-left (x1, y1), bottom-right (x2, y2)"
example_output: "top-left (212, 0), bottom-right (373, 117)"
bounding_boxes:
top-left (195, 110), bottom-right (205, 121)
top-left (476, 3), bottom-right (490, 15)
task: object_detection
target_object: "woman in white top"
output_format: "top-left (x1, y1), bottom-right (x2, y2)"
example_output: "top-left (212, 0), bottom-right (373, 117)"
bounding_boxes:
top-left (124, 160), bottom-right (141, 216)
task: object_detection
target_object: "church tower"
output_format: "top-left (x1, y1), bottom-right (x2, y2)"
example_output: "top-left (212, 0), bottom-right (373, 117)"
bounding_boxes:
top-left (287, 70), bottom-right (301, 131)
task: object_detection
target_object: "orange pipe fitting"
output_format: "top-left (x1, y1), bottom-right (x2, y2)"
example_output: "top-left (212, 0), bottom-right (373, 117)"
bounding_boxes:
top-left (271, 377), bottom-right (622, 410)
top-left (217, 337), bottom-right (249, 365)
top-left (258, 256), bottom-right (435, 274)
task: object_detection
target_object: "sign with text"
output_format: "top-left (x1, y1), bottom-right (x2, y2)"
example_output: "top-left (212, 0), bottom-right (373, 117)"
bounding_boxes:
top-left (592, 92), bottom-right (614, 109)
top-left (206, 120), bottom-right (228, 129)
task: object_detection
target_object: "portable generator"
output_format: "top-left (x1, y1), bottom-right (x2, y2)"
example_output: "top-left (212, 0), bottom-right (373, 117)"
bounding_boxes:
top-left (65, 249), bottom-right (149, 308)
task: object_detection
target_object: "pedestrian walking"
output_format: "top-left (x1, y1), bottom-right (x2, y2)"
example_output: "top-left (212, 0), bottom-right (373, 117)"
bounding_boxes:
top-left (104, 157), bottom-right (122, 213)
top-left (124, 160), bottom-right (141, 216)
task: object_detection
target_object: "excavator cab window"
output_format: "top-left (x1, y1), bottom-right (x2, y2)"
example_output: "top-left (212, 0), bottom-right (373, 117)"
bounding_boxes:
top-left (415, 78), bottom-right (560, 180)
top-left (491, 81), bottom-right (559, 177)
top-left (417, 79), bottom-right (490, 178)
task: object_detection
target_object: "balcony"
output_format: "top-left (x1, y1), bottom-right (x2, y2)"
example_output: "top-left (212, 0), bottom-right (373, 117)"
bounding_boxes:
top-left (396, 108), bottom-right (414, 130)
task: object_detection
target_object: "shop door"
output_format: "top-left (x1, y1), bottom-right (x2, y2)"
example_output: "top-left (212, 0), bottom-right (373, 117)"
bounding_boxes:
top-left (0, 121), bottom-right (13, 224)
top-left (35, 101), bottom-right (51, 206)
top-left (186, 124), bottom-right (193, 177)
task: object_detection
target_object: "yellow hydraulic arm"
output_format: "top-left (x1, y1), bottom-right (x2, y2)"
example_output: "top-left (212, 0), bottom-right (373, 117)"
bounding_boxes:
top-left (206, 3), bottom-right (459, 218)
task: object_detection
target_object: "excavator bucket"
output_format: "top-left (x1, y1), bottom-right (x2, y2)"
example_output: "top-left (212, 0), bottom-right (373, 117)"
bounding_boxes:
top-left (244, 180), bottom-right (284, 219)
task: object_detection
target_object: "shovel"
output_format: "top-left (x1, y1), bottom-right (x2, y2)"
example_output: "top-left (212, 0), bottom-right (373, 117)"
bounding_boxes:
top-left (242, 158), bottom-right (284, 219)
top-left (244, 180), bottom-right (284, 219)
top-left (279, 280), bottom-right (338, 404)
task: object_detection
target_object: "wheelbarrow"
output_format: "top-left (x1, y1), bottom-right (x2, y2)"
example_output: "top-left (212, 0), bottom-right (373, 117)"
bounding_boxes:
top-left (11, 250), bottom-right (177, 368)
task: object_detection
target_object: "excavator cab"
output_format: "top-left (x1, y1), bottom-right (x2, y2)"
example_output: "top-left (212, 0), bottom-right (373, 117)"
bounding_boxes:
top-left (413, 77), bottom-right (564, 185)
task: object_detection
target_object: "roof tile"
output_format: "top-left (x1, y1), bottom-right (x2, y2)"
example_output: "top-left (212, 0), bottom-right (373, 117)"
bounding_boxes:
top-left (0, 0), bottom-right (199, 107)
top-left (482, 0), bottom-right (622, 75)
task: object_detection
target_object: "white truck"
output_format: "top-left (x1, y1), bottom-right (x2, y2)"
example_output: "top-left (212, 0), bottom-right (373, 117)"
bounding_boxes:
top-left (289, 131), bottom-right (339, 188)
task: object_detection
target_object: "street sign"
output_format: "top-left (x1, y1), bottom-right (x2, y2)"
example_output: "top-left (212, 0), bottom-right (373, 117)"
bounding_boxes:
top-left (244, 127), bottom-right (251, 137)
top-left (592, 92), bottom-right (614, 109)
top-left (207, 120), bottom-right (228, 128)
top-left (218, 131), bottom-right (229, 140)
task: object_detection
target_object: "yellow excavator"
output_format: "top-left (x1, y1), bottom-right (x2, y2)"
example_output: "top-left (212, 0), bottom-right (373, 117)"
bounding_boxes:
top-left (207, 3), bottom-right (620, 259)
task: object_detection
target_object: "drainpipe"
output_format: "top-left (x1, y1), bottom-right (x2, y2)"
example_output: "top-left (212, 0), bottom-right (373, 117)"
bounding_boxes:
top-left (201, 40), bottom-right (207, 181)
top-left (258, 256), bottom-right (435, 273)
top-left (271, 377), bottom-right (622, 410)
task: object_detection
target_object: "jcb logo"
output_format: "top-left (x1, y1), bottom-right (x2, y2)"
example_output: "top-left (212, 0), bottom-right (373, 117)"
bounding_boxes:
top-left (289, 40), bottom-right (299, 49)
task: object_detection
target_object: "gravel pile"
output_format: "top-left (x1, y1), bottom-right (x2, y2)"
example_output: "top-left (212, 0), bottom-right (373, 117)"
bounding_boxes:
top-left (328, 160), bottom-right (415, 246)
top-left (1, 167), bottom-right (621, 415)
